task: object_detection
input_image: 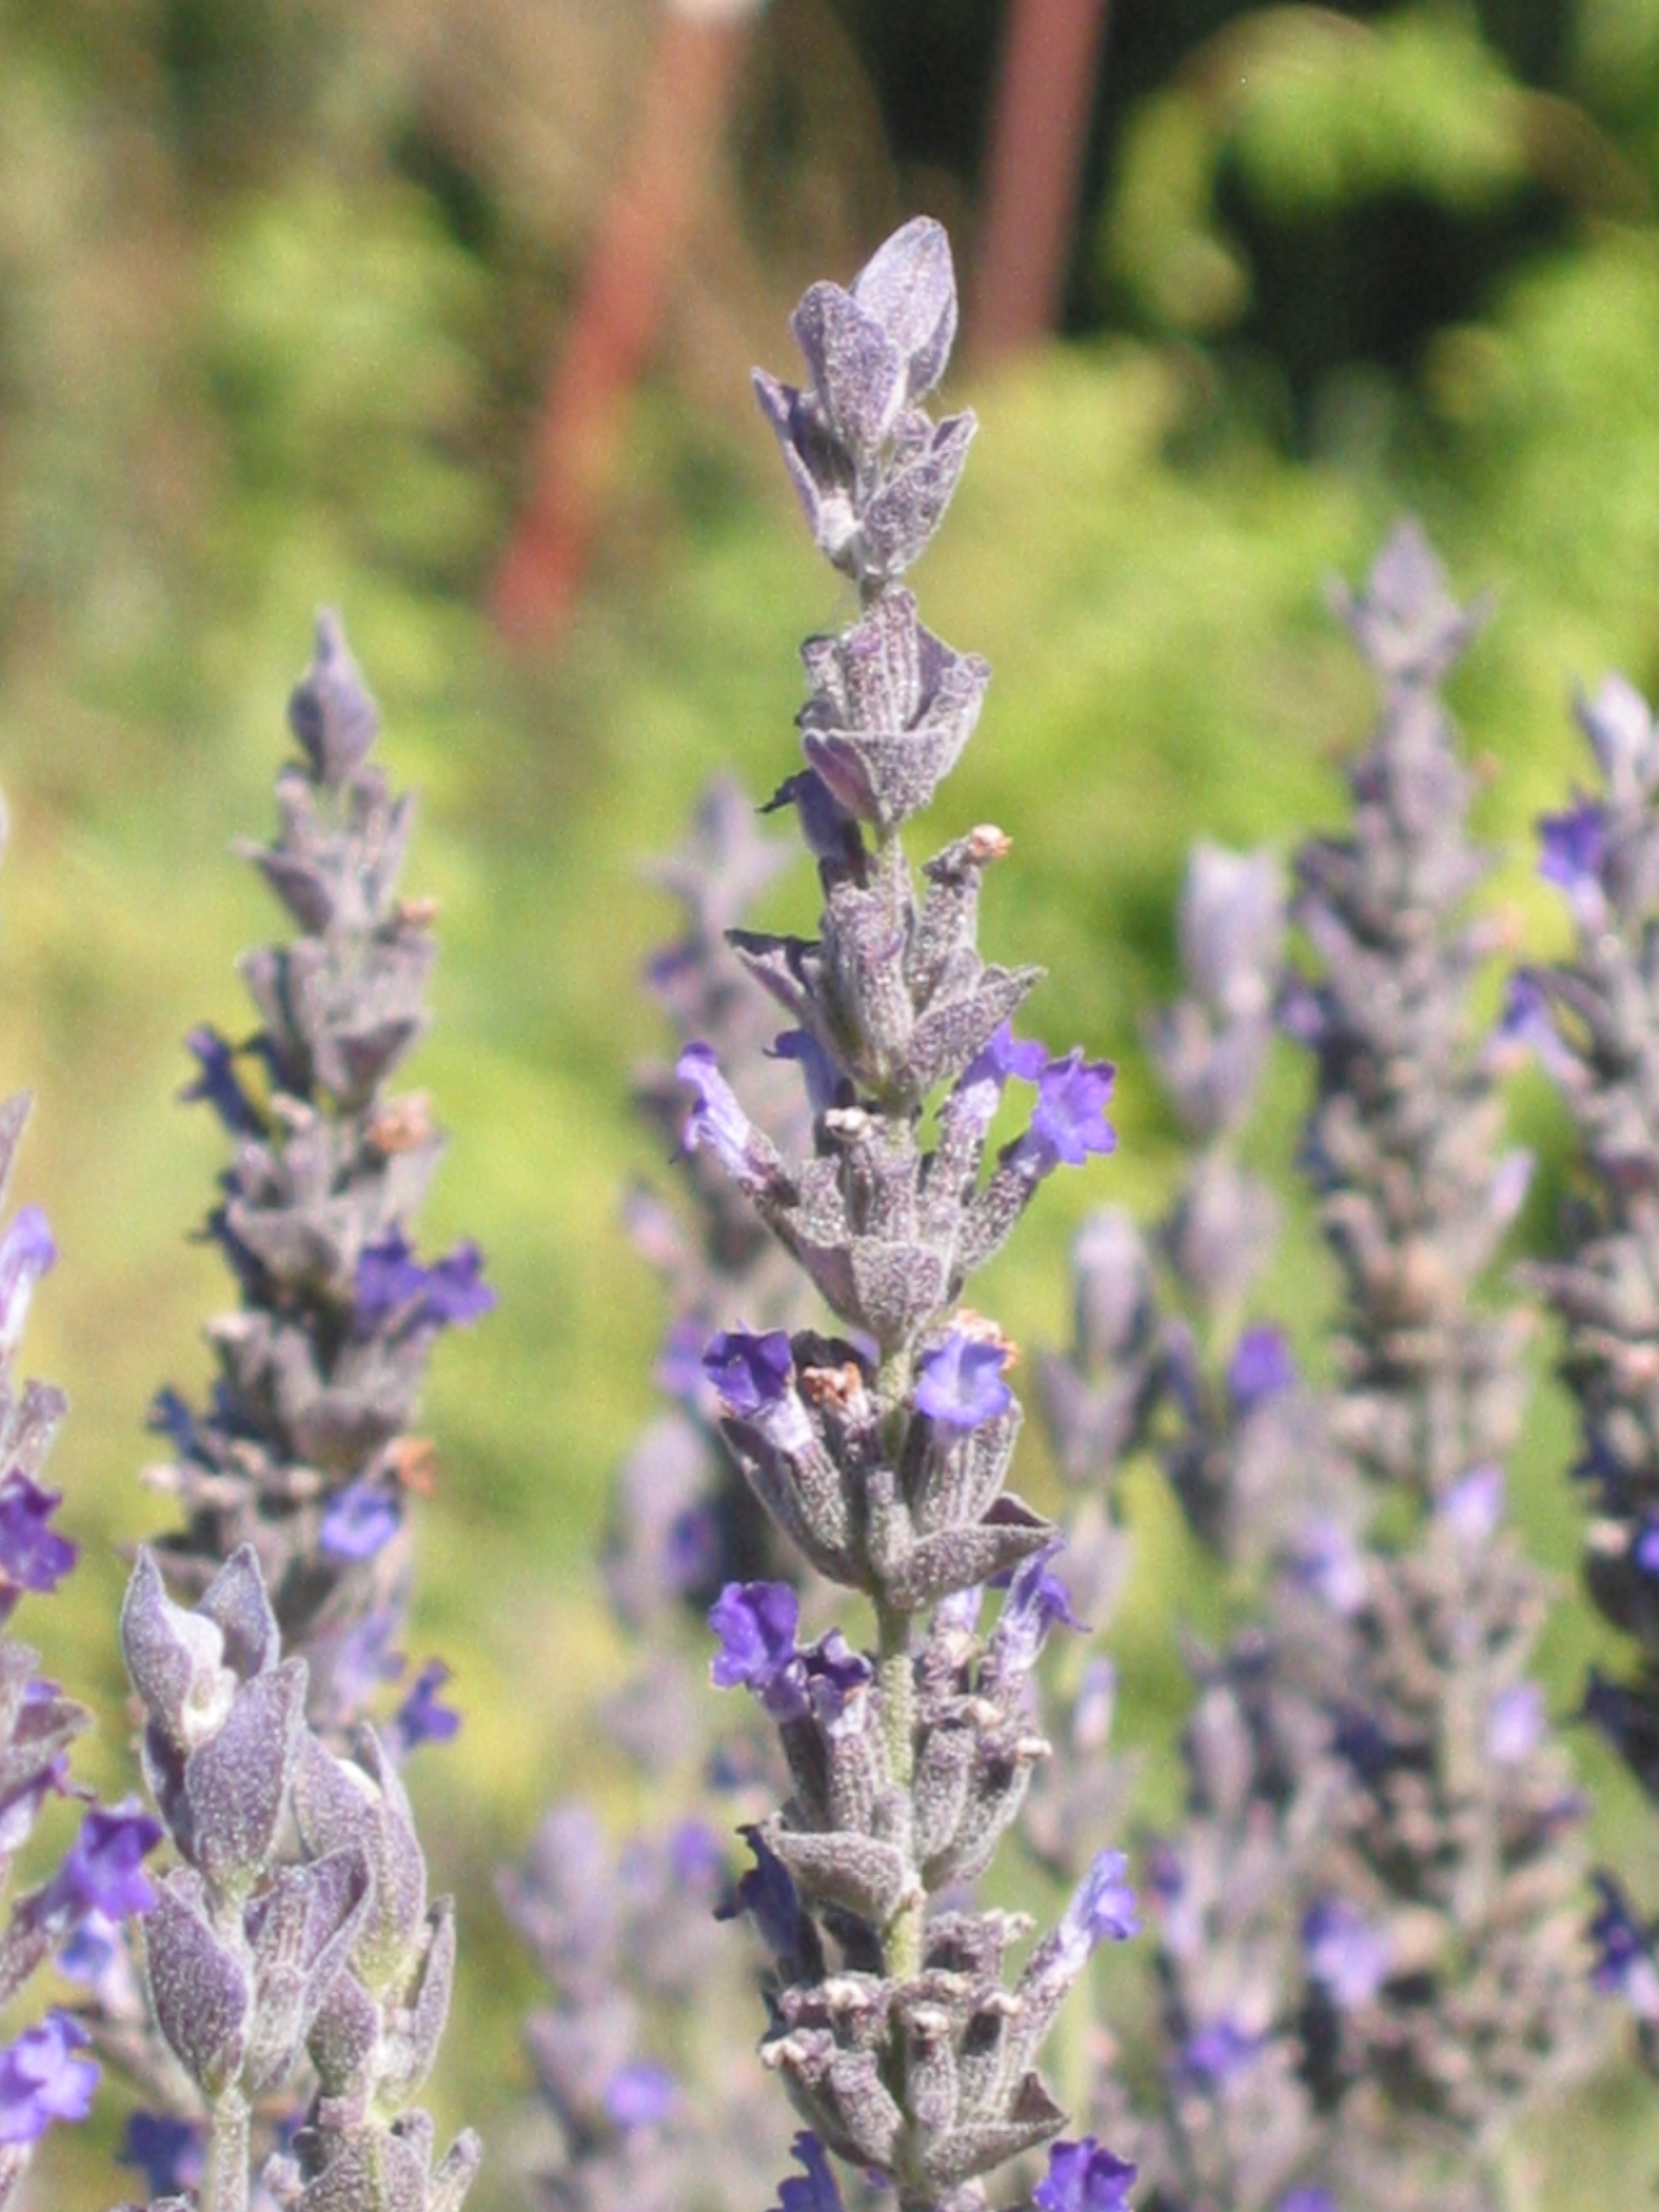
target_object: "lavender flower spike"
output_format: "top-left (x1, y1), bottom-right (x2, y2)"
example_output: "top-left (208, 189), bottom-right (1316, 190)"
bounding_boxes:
top-left (697, 218), bottom-right (1134, 2212)
top-left (143, 614), bottom-right (493, 1741)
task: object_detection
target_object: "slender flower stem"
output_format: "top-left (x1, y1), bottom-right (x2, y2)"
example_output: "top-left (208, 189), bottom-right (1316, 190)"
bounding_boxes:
top-left (203, 2084), bottom-right (249, 2212)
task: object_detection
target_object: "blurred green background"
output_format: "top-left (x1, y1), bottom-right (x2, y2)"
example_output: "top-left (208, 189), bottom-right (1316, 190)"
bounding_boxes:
top-left (5, 0), bottom-right (1659, 2203)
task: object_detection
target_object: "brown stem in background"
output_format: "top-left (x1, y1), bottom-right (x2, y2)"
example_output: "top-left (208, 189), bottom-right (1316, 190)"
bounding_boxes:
top-left (971, 0), bottom-right (1111, 365)
top-left (492, 0), bottom-right (760, 649)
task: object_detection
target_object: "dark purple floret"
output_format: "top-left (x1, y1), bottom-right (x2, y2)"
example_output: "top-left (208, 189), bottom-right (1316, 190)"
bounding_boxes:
top-left (703, 1328), bottom-right (793, 1416)
top-left (319, 1480), bottom-right (401, 1563)
top-left (1228, 1324), bottom-right (1296, 1412)
top-left (770, 1029), bottom-right (844, 1118)
top-left (1589, 1873), bottom-right (1659, 2021)
top-left (0, 1473), bottom-right (77, 1612)
top-left (1304, 1898), bottom-right (1390, 2009)
top-left (1537, 795), bottom-right (1609, 922)
top-left (772, 2131), bottom-right (845, 2212)
top-left (148, 1385), bottom-right (204, 1461)
top-left (391, 1659), bottom-right (462, 1753)
top-left (915, 1331), bottom-right (1014, 1432)
top-left (353, 1230), bottom-right (495, 1335)
top-left (0, 2012), bottom-right (96, 2144)
top-left (118, 2111), bottom-right (206, 2195)
top-left (801, 1632), bottom-right (874, 1733)
top-left (1013, 1051), bottom-right (1118, 1177)
top-left (41, 1800), bottom-right (163, 1927)
top-left (724, 1826), bottom-right (815, 1977)
top-left (1034, 2137), bottom-right (1137, 2212)
top-left (604, 2061), bottom-right (677, 2132)
top-left (710, 1581), bottom-right (806, 1721)
top-left (179, 1026), bottom-right (264, 1137)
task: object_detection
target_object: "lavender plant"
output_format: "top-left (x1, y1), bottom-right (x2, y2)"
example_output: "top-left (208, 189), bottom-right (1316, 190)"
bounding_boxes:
top-left (1506, 671), bottom-right (1659, 2052)
top-left (1270, 525), bottom-right (1600, 2207)
top-left (0, 1103), bottom-right (163, 2201)
top-left (111, 1542), bottom-right (478, 2212)
top-left (681, 216), bottom-right (1139, 2212)
top-left (142, 613), bottom-right (492, 1741)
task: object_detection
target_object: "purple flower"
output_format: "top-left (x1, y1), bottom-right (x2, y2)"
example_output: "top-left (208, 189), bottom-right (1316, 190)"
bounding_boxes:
top-left (391, 1659), bottom-right (461, 1753)
top-left (0, 2012), bottom-right (96, 2144)
top-left (771, 2132), bottom-right (845, 2212)
top-left (1537, 796), bottom-right (1609, 927)
top-left (179, 1026), bottom-right (263, 1136)
top-left (604, 2061), bottom-right (677, 2132)
top-left (990, 1543), bottom-right (1084, 1682)
top-left (118, 2111), bottom-right (206, 2195)
top-left (0, 1474), bottom-right (76, 1614)
top-left (1052, 1847), bottom-right (1140, 1978)
top-left (677, 1043), bottom-right (760, 1181)
top-left (41, 1800), bottom-right (162, 1927)
top-left (703, 1329), bottom-right (793, 1416)
top-left (1289, 1515), bottom-right (1369, 1616)
top-left (1277, 2194), bottom-right (1339, 2212)
top-left (1180, 2015), bottom-right (1263, 2083)
top-left (1484, 1680), bottom-right (1546, 1766)
top-left (319, 1480), bottom-right (401, 1563)
top-left (1013, 1051), bottom-right (1117, 1177)
top-left (770, 1029), bottom-right (844, 1117)
top-left (0, 1205), bottom-right (55, 1356)
top-left (1227, 1324), bottom-right (1296, 1412)
top-left (915, 1331), bottom-right (1014, 1432)
top-left (1033, 2138), bottom-right (1137, 2212)
top-left (949, 1023), bottom-right (1048, 1140)
top-left (353, 1230), bottom-right (495, 1335)
top-left (710, 1581), bottom-right (807, 1721)
top-left (1304, 1898), bottom-right (1390, 2008)
top-left (800, 1632), bottom-right (874, 1735)
top-left (669, 1819), bottom-right (726, 1890)
top-left (1440, 1462), bottom-right (1505, 1545)
top-left (1590, 1873), bottom-right (1659, 2021)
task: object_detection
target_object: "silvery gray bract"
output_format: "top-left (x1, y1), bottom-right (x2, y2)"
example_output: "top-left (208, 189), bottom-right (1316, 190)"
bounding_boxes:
top-left (120, 1543), bottom-right (479, 2212)
top-left (753, 218), bottom-right (976, 590)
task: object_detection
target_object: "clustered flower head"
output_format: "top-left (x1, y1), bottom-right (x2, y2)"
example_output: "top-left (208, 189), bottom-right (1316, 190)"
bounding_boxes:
top-left (141, 613), bottom-right (494, 1737)
top-left (115, 1543), bottom-right (479, 2212)
top-left (686, 216), bottom-right (1137, 2212)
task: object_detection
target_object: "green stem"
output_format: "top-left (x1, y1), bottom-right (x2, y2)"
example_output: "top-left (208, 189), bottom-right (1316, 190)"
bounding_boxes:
top-left (202, 2083), bottom-right (250, 2212)
top-left (875, 1594), bottom-right (923, 1982)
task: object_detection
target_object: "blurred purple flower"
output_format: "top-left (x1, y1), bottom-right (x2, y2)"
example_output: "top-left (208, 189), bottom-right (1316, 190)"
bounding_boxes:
top-left (0, 2013), bottom-right (96, 2144)
top-left (319, 1480), bottom-right (401, 1563)
top-left (353, 1230), bottom-right (495, 1335)
top-left (0, 1475), bottom-right (76, 1616)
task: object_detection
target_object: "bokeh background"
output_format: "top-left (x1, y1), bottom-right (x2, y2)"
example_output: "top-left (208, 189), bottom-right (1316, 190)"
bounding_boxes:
top-left (6, 1), bottom-right (1659, 2203)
